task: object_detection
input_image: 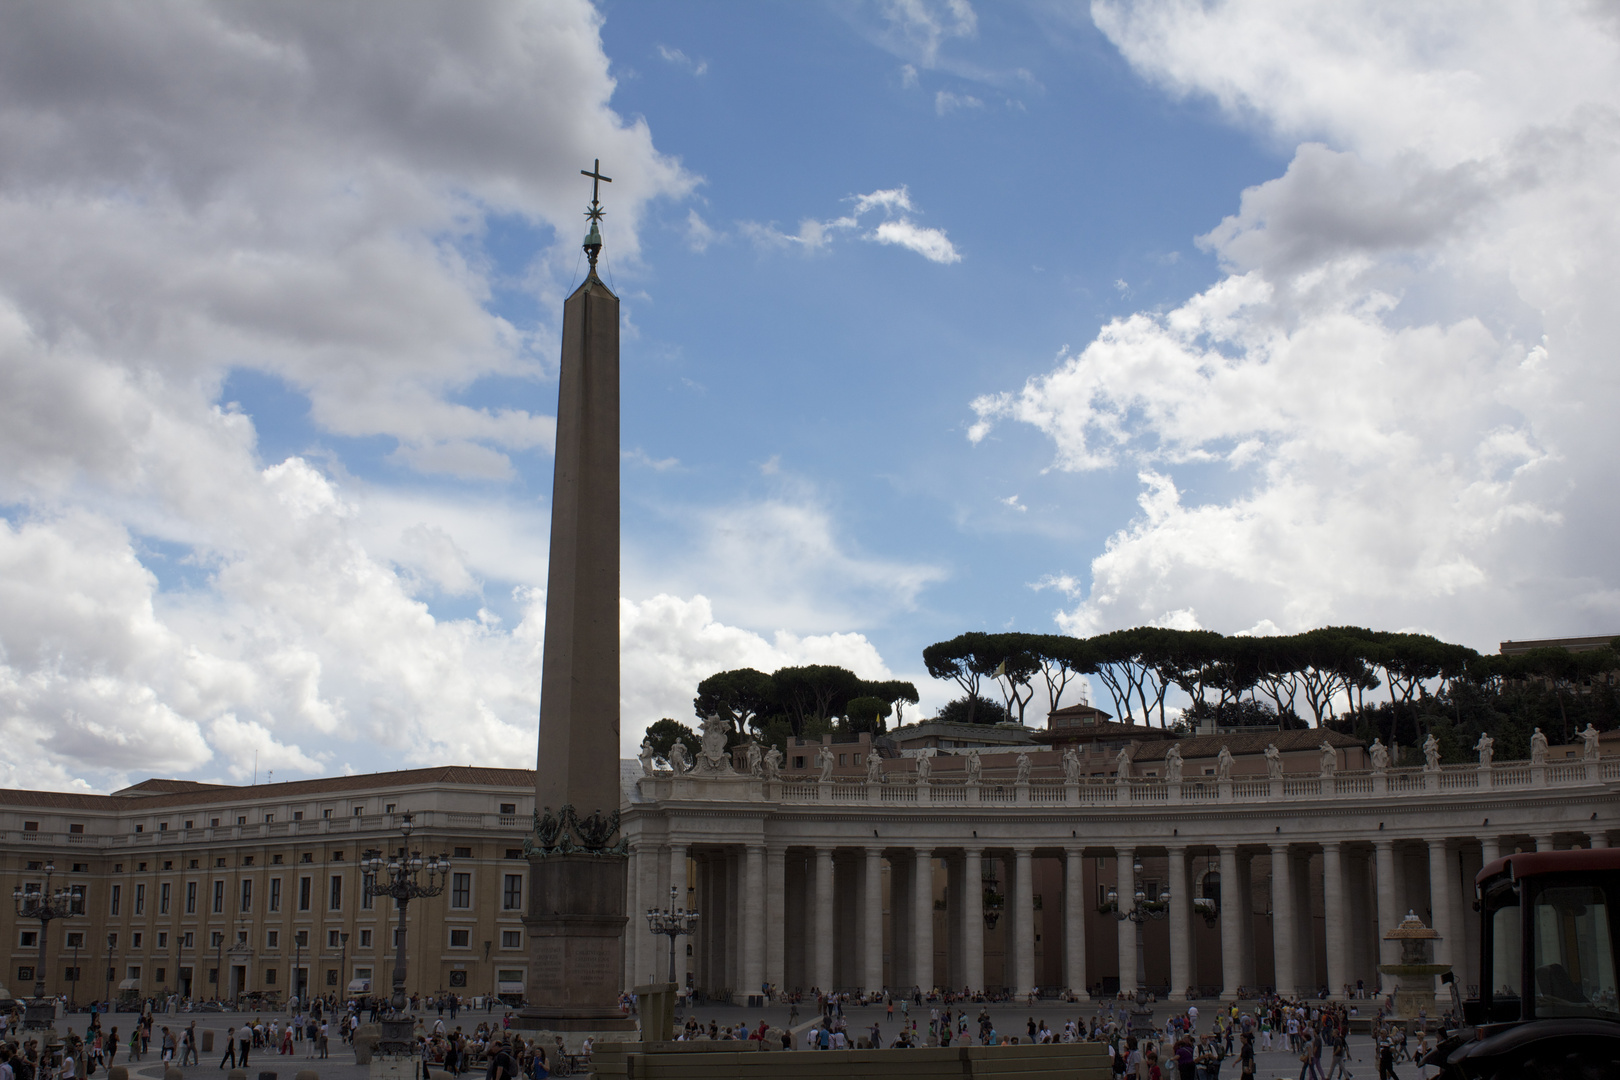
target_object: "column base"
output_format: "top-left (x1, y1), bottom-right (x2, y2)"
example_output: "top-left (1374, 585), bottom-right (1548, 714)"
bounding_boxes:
top-left (369, 1053), bottom-right (420, 1080)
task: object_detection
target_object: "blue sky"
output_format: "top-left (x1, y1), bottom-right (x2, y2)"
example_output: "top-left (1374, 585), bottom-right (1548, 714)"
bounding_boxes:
top-left (1, 1), bottom-right (1616, 791)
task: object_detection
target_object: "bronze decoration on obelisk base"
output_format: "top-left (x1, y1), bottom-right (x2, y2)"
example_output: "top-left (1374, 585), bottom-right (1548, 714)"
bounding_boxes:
top-left (513, 161), bottom-right (637, 1042)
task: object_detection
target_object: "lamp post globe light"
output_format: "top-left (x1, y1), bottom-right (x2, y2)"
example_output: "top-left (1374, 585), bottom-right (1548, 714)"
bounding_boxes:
top-left (361, 812), bottom-right (448, 1053)
top-left (1106, 859), bottom-right (1169, 997)
top-left (13, 862), bottom-right (76, 1029)
top-left (644, 885), bottom-right (699, 985)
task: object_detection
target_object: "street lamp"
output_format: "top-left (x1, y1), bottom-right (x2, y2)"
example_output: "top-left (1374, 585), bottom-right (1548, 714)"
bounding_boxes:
top-left (1106, 859), bottom-right (1169, 995)
top-left (339, 932), bottom-right (349, 1004)
top-left (644, 885), bottom-right (700, 984)
top-left (13, 862), bottom-right (76, 1029)
top-left (361, 812), bottom-right (449, 1053)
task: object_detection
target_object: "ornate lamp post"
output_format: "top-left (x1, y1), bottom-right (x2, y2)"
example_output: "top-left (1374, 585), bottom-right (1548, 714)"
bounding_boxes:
top-left (13, 862), bottom-right (76, 1029)
top-left (981, 860), bottom-right (1005, 931)
top-left (644, 885), bottom-right (699, 985)
top-left (1106, 859), bottom-right (1169, 996)
top-left (361, 812), bottom-right (449, 1053)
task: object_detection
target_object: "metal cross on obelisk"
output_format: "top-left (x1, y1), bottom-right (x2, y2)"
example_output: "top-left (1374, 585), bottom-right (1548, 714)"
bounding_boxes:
top-left (580, 158), bottom-right (612, 268)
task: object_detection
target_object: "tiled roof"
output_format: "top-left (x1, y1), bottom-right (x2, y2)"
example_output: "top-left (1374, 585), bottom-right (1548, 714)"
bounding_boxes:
top-left (0, 766), bottom-right (536, 811)
top-left (1127, 728), bottom-right (1363, 762)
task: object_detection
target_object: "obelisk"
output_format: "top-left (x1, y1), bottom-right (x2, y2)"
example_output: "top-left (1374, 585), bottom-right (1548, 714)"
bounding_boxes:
top-left (516, 161), bottom-right (635, 1038)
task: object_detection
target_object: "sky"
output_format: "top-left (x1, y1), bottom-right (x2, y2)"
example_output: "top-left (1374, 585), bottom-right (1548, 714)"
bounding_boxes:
top-left (2, 1), bottom-right (1617, 792)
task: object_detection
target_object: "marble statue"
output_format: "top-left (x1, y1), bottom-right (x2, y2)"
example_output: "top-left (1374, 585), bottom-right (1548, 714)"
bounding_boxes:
top-left (695, 713), bottom-right (736, 774)
top-left (1422, 734), bottom-right (1441, 772)
top-left (1264, 744), bottom-right (1283, 780)
top-left (1531, 727), bottom-right (1549, 765)
top-left (1114, 746), bottom-right (1133, 782)
top-left (915, 753), bottom-right (931, 784)
top-left (668, 740), bottom-right (690, 774)
top-left (744, 740), bottom-right (764, 777)
top-left (1370, 739), bottom-right (1390, 772)
top-left (815, 745), bottom-right (835, 782)
top-left (1319, 742), bottom-right (1337, 778)
top-left (638, 738), bottom-right (657, 776)
top-left (763, 746), bottom-right (783, 781)
top-left (1062, 746), bottom-right (1082, 784)
top-left (1164, 745), bottom-right (1183, 784)
top-left (1216, 746), bottom-right (1234, 782)
top-left (866, 751), bottom-right (883, 784)
top-left (965, 750), bottom-right (983, 785)
top-left (1016, 753), bottom-right (1032, 784)
top-left (1582, 723), bottom-right (1601, 760)
top-left (1475, 732), bottom-right (1494, 767)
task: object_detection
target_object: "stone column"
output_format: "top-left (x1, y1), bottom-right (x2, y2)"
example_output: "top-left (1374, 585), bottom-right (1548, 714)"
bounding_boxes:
top-left (1374, 839), bottom-right (1398, 972)
top-left (1167, 846), bottom-right (1190, 1001)
top-left (1218, 846), bottom-right (1241, 998)
top-left (1116, 848), bottom-right (1136, 994)
top-left (1427, 839), bottom-right (1452, 978)
top-left (636, 843), bottom-right (659, 985)
top-left (1593, 832), bottom-right (1611, 849)
top-left (765, 846), bottom-right (786, 995)
top-left (1323, 842), bottom-right (1346, 999)
top-left (963, 848), bottom-right (985, 994)
top-left (813, 847), bottom-right (834, 992)
top-left (1013, 847), bottom-right (1035, 997)
top-left (743, 845), bottom-right (766, 1000)
top-left (913, 849), bottom-right (934, 991)
top-left (864, 848), bottom-right (884, 994)
top-left (1533, 833), bottom-right (1556, 851)
top-left (1064, 849), bottom-right (1086, 996)
top-left (1480, 837), bottom-right (1499, 865)
top-left (1237, 852), bottom-right (1257, 990)
top-left (1270, 843), bottom-right (1295, 996)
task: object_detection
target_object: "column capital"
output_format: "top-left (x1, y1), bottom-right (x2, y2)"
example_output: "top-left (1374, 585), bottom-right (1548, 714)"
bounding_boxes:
top-left (1269, 840), bottom-right (1291, 854)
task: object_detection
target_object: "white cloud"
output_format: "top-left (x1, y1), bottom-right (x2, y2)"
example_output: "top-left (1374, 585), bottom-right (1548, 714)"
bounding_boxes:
top-left (901, 64), bottom-right (920, 89)
top-left (743, 184), bottom-right (961, 264)
top-left (935, 89), bottom-right (985, 115)
top-left (1000, 495), bottom-right (1027, 513)
top-left (0, 1), bottom-right (711, 791)
top-left (872, 219), bottom-right (962, 263)
top-left (684, 209), bottom-right (720, 253)
top-left (975, 1), bottom-right (1620, 646)
top-left (657, 45), bottom-right (709, 77)
top-left (880, 0), bottom-right (979, 67)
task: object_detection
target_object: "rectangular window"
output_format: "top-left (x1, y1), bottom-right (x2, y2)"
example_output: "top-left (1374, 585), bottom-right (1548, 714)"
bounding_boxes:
top-left (110, 884), bottom-right (121, 916)
top-left (295, 930), bottom-right (308, 947)
top-left (185, 881), bottom-right (197, 915)
top-left (157, 932), bottom-right (168, 948)
top-left (19, 931), bottom-right (38, 948)
top-left (69, 885), bottom-right (85, 915)
top-left (155, 966), bottom-right (166, 982)
top-left (327, 930), bottom-right (340, 948)
top-left (293, 811), bottom-right (303, 821)
top-left (182, 932), bottom-right (194, 948)
top-left (159, 883), bottom-right (171, 915)
top-left (361, 879), bottom-right (373, 910)
top-left (298, 877), bottom-right (312, 912)
top-left (266, 930), bottom-right (279, 948)
top-left (500, 930), bottom-right (522, 949)
top-left (63, 966), bottom-right (80, 983)
top-left (359, 929), bottom-right (372, 947)
top-left (236, 816), bottom-right (246, 826)
top-left (23, 821), bottom-right (39, 832)
top-left (502, 874), bottom-right (522, 911)
top-left (66, 932), bottom-right (85, 949)
top-left (265, 967), bottom-right (276, 984)
top-left (449, 929), bottom-right (470, 948)
top-left (240, 879), bottom-right (252, 912)
top-left (264, 814), bottom-right (273, 824)
top-left (272, 854), bottom-right (283, 864)
top-left (451, 873), bottom-right (471, 909)
top-left (499, 803), bottom-right (516, 815)
top-left (454, 847), bottom-right (473, 859)
top-left (269, 878), bottom-right (281, 912)
top-left (134, 825), bottom-right (143, 834)
top-left (210, 931), bottom-right (223, 948)
top-left (126, 965), bottom-right (140, 981)
top-left (328, 875), bottom-right (342, 911)
top-left (131, 933), bottom-right (142, 948)
top-left (212, 880), bottom-right (224, 914)
top-left (159, 822), bottom-right (168, 831)
top-left (183, 820), bottom-right (193, 830)
top-left (69, 824), bottom-right (84, 835)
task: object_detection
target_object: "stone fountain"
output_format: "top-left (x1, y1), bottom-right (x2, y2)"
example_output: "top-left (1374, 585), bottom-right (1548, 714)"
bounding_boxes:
top-left (1378, 911), bottom-right (1450, 1019)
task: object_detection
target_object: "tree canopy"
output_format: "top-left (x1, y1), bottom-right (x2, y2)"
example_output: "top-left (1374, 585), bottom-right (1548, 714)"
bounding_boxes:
top-left (680, 664), bottom-right (920, 749)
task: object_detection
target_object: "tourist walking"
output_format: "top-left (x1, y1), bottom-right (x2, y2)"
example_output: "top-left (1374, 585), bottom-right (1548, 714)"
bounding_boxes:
top-left (218, 1027), bottom-right (236, 1069)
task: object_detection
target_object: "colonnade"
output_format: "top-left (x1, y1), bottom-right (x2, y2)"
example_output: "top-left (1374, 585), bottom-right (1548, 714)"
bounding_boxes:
top-left (623, 823), bottom-right (1612, 1001)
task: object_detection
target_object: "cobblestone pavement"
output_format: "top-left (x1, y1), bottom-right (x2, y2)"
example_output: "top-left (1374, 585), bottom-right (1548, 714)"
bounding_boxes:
top-left (61, 1006), bottom-right (1421, 1080)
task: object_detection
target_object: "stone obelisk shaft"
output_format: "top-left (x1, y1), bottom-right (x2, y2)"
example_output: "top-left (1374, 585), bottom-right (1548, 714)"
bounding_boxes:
top-left (517, 264), bottom-right (634, 1033)
top-left (535, 268), bottom-right (620, 819)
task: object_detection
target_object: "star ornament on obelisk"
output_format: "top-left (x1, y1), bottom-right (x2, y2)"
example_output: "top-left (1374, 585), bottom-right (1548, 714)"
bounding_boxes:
top-left (515, 161), bottom-right (636, 1041)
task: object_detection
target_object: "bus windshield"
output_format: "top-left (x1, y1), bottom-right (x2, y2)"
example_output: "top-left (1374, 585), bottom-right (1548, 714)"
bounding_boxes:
top-left (1531, 882), bottom-right (1619, 1021)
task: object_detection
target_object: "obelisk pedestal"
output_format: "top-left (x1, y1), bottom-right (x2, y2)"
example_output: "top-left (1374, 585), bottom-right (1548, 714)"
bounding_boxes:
top-left (512, 165), bottom-right (637, 1048)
